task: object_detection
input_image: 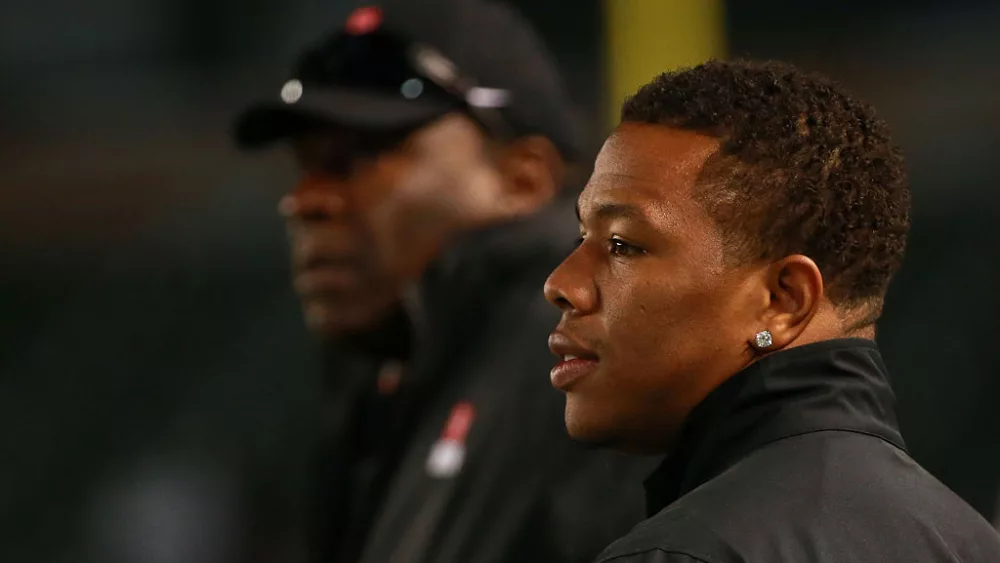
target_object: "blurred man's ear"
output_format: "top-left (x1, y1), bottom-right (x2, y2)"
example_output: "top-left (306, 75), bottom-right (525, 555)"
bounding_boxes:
top-left (495, 135), bottom-right (564, 215)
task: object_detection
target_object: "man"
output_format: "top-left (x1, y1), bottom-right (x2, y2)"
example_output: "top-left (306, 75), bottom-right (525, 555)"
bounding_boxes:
top-left (544, 60), bottom-right (1000, 562)
top-left (234, 2), bottom-right (648, 563)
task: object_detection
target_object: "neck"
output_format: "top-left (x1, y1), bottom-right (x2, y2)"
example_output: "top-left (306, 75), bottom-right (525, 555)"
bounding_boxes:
top-left (782, 301), bottom-right (878, 354)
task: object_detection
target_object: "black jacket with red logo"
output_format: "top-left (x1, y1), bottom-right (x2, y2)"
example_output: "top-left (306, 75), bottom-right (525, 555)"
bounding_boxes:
top-left (595, 340), bottom-right (1000, 563)
top-left (307, 194), bottom-right (654, 563)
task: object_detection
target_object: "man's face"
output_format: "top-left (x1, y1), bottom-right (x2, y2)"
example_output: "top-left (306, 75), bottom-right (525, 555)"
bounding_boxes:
top-left (283, 114), bottom-right (501, 338)
top-left (544, 123), bottom-right (758, 453)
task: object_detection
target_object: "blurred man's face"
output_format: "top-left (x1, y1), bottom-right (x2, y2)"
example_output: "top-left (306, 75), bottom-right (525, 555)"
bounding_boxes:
top-left (283, 113), bottom-right (504, 338)
top-left (543, 123), bottom-right (759, 454)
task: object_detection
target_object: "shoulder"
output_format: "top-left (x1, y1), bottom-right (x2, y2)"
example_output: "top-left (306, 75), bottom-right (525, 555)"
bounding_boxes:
top-left (594, 509), bottom-right (740, 563)
top-left (609, 432), bottom-right (1000, 563)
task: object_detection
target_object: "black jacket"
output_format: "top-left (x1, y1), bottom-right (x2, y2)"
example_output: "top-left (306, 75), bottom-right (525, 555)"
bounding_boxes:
top-left (598, 339), bottom-right (1000, 563)
top-left (309, 195), bottom-right (653, 563)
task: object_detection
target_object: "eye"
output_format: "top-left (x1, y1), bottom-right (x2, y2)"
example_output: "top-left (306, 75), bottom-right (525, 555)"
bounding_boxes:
top-left (608, 236), bottom-right (645, 257)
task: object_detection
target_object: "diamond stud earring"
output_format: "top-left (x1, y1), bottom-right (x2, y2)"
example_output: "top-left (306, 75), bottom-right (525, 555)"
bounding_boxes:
top-left (754, 330), bottom-right (773, 350)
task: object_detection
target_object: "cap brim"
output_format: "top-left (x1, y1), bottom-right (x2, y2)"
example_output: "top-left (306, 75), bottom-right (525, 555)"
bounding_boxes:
top-left (234, 88), bottom-right (457, 149)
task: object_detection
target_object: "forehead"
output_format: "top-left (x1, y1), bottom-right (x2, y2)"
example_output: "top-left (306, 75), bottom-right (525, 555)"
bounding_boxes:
top-left (584, 123), bottom-right (720, 210)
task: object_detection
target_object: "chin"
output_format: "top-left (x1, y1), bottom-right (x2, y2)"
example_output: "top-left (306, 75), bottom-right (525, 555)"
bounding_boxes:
top-left (304, 305), bottom-right (344, 338)
top-left (303, 300), bottom-right (380, 338)
top-left (564, 397), bottom-right (665, 455)
top-left (564, 399), bottom-right (622, 450)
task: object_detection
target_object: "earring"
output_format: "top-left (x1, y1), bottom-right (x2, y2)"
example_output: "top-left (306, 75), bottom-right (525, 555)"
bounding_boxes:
top-left (753, 330), bottom-right (773, 350)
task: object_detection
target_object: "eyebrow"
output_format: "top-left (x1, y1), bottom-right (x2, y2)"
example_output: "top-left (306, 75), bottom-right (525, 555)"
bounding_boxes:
top-left (576, 201), bottom-right (647, 223)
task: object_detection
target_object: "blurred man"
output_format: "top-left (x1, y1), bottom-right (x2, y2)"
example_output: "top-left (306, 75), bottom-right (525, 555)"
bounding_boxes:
top-left (234, 2), bottom-right (648, 562)
top-left (544, 60), bottom-right (1000, 562)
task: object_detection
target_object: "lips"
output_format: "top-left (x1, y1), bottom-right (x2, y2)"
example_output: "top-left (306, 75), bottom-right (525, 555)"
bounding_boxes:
top-left (290, 230), bottom-right (367, 294)
top-left (548, 331), bottom-right (599, 391)
top-left (295, 264), bottom-right (362, 294)
top-left (293, 250), bottom-right (366, 295)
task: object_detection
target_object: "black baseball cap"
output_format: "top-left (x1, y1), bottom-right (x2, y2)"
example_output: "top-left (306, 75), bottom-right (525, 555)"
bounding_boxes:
top-left (233, 0), bottom-right (585, 160)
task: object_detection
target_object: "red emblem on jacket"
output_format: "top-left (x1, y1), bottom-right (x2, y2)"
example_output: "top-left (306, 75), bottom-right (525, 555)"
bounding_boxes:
top-left (426, 402), bottom-right (476, 478)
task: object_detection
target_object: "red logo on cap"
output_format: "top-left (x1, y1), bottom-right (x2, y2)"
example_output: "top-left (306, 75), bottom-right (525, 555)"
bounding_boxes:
top-left (345, 6), bottom-right (383, 35)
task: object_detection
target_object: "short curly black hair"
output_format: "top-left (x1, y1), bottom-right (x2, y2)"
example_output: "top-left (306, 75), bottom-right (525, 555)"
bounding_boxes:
top-left (622, 59), bottom-right (910, 325)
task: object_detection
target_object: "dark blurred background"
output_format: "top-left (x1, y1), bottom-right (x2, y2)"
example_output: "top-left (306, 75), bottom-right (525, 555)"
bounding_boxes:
top-left (2, 0), bottom-right (999, 561)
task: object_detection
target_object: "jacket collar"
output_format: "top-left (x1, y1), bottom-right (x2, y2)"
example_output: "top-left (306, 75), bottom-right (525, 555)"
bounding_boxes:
top-left (644, 338), bottom-right (905, 516)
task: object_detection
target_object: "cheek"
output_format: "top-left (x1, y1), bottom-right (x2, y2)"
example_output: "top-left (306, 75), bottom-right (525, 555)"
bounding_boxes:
top-left (601, 260), bottom-right (745, 382)
top-left (361, 158), bottom-right (463, 277)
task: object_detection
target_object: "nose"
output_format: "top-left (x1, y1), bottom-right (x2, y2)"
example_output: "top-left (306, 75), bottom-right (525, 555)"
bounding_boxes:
top-left (543, 248), bottom-right (598, 315)
top-left (279, 173), bottom-right (350, 222)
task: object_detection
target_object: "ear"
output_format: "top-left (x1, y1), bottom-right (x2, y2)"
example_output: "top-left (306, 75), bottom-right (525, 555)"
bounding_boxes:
top-left (752, 255), bottom-right (825, 351)
top-left (495, 136), bottom-right (564, 214)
